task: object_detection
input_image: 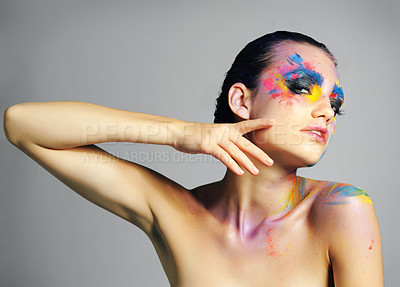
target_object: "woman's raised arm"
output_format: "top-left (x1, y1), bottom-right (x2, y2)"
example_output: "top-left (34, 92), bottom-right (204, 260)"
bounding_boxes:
top-left (3, 101), bottom-right (274, 234)
top-left (3, 101), bottom-right (180, 149)
top-left (3, 101), bottom-right (189, 234)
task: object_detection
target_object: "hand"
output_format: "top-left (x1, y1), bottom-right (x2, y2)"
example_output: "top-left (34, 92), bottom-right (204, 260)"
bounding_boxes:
top-left (171, 118), bottom-right (276, 175)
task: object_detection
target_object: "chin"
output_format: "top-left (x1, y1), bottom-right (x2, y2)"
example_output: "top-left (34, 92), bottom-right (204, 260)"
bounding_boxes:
top-left (261, 141), bottom-right (327, 169)
top-left (275, 152), bottom-right (323, 169)
top-left (299, 144), bottom-right (327, 163)
top-left (251, 130), bottom-right (329, 168)
top-left (298, 153), bottom-right (324, 167)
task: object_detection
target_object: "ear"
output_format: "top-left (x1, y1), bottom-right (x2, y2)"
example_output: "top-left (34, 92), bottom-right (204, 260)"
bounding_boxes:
top-left (228, 83), bottom-right (253, 120)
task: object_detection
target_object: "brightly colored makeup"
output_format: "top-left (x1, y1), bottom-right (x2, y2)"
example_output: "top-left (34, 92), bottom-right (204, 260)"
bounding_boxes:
top-left (329, 80), bottom-right (345, 116)
top-left (262, 53), bottom-right (324, 106)
top-left (269, 176), bottom-right (306, 215)
top-left (325, 182), bottom-right (372, 205)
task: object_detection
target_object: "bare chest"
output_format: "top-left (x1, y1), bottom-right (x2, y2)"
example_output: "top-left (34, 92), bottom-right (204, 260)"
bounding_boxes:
top-left (150, 210), bottom-right (332, 287)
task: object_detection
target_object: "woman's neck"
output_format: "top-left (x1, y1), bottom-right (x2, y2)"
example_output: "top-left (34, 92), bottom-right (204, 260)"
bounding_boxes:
top-left (214, 154), bottom-right (306, 240)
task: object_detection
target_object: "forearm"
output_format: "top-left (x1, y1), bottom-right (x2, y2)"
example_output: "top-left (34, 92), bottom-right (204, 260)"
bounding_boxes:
top-left (3, 101), bottom-right (183, 149)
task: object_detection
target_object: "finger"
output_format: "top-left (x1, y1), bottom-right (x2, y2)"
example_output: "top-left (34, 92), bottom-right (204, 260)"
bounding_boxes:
top-left (237, 118), bottom-right (275, 135)
top-left (218, 140), bottom-right (260, 175)
top-left (235, 136), bottom-right (274, 166)
top-left (206, 145), bottom-right (244, 175)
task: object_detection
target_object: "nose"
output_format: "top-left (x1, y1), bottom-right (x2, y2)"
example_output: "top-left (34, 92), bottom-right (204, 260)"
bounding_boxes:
top-left (311, 98), bottom-right (335, 125)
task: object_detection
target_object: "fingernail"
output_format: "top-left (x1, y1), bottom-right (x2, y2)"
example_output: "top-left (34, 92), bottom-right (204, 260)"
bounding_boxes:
top-left (237, 168), bottom-right (244, 175)
top-left (252, 166), bottom-right (259, 174)
top-left (266, 158), bottom-right (274, 165)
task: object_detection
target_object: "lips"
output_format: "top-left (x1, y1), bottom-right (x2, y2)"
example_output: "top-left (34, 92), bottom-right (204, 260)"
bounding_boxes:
top-left (300, 125), bottom-right (328, 143)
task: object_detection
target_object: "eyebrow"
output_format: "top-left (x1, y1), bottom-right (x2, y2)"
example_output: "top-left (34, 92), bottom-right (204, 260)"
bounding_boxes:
top-left (283, 68), bottom-right (324, 87)
top-left (331, 83), bottom-right (344, 101)
top-left (284, 53), bottom-right (324, 86)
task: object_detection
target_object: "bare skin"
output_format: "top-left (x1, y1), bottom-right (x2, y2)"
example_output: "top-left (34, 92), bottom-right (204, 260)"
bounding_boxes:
top-left (147, 174), bottom-right (381, 287)
top-left (160, 176), bottom-right (335, 287)
top-left (3, 43), bottom-right (383, 286)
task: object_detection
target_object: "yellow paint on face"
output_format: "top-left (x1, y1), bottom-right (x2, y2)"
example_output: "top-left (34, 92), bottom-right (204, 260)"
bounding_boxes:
top-left (329, 117), bottom-right (337, 136)
top-left (275, 73), bottom-right (289, 92)
top-left (305, 85), bottom-right (322, 103)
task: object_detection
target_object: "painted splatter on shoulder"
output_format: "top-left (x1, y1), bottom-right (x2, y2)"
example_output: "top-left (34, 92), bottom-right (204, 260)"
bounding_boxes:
top-left (324, 182), bottom-right (372, 205)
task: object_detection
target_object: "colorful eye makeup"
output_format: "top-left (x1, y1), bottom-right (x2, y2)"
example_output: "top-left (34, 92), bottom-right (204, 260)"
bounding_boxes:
top-left (262, 53), bottom-right (324, 105)
top-left (261, 53), bottom-right (345, 116)
top-left (330, 80), bottom-right (345, 116)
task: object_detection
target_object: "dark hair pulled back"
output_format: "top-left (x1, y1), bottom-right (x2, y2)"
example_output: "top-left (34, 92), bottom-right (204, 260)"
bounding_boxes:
top-left (213, 31), bottom-right (336, 124)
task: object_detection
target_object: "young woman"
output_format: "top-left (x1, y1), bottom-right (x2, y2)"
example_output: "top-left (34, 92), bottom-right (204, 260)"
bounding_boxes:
top-left (4, 31), bottom-right (383, 286)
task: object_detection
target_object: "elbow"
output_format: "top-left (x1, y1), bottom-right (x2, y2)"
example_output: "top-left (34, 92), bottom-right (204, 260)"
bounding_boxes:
top-left (3, 104), bottom-right (24, 146)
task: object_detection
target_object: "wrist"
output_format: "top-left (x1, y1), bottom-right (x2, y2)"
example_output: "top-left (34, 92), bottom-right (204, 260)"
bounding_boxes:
top-left (166, 119), bottom-right (188, 147)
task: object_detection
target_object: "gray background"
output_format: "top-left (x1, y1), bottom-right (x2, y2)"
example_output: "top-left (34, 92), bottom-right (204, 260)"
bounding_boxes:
top-left (1, 0), bottom-right (398, 286)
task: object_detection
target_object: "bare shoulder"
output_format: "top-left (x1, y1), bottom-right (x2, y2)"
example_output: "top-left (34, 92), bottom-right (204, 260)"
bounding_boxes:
top-left (303, 177), bottom-right (379, 245)
top-left (307, 178), bottom-right (376, 226)
top-left (306, 178), bottom-right (384, 286)
top-left (314, 179), bottom-right (372, 206)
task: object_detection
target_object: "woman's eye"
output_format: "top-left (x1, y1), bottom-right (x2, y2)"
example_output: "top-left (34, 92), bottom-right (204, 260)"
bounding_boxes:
top-left (285, 78), bottom-right (312, 95)
top-left (286, 83), bottom-right (310, 95)
top-left (291, 86), bottom-right (309, 95)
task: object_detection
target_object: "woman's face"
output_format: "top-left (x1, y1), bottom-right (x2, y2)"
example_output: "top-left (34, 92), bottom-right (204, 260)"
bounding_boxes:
top-left (249, 42), bottom-right (344, 168)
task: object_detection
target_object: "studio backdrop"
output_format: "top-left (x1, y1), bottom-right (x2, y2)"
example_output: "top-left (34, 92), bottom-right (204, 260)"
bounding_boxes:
top-left (1, 0), bottom-right (398, 286)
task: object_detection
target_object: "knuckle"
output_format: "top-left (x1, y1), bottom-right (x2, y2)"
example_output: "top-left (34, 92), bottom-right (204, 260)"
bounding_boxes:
top-left (220, 151), bottom-right (231, 163)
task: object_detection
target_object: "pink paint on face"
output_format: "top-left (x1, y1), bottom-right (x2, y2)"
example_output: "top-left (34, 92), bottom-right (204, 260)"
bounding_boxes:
top-left (304, 62), bottom-right (314, 70)
top-left (260, 54), bottom-right (324, 108)
top-left (262, 77), bottom-right (276, 91)
top-left (287, 73), bottom-right (300, 80)
top-left (261, 69), bottom-right (301, 107)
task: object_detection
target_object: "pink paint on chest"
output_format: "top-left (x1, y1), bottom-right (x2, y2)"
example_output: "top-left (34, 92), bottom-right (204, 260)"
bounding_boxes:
top-left (265, 226), bottom-right (282, 257)
top-left (266, 227), bottom-right (277, 256)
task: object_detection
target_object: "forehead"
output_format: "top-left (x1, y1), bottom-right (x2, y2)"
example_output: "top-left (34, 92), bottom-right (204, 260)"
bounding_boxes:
top-left (269, 42), bottom-right (339, 80)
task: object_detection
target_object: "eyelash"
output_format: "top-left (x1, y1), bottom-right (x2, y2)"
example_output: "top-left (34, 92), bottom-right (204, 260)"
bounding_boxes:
top-left (330, 98), bottom-right (345, 117)
top-left (286, 79), bottom-right (312, 95)
top-left (288, 82), bottom-right (345, 117)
